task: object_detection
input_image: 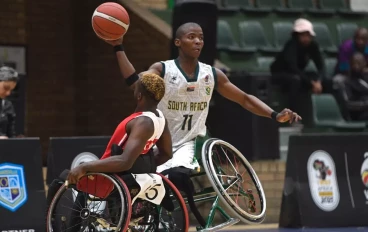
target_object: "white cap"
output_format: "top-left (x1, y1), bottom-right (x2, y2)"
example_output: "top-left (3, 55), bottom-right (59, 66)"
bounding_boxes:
top-left (293, 18), bottom-right (315, 36)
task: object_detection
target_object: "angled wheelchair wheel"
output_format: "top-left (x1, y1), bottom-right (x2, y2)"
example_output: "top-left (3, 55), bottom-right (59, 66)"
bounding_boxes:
top-left (128, 173), bottom-right (189, 232)
top-left (46, 173), bottom-right (131, 232)
top-left (202, 138), bottom-right (266, 224)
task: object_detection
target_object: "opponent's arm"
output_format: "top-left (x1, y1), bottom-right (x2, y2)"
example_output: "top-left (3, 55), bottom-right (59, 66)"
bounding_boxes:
top-left (215, 68), bottom-right (301, 123)
top-left (81, 117), bottom-right (154, 173)
top-left (154, 119), bottom-right (172, 166)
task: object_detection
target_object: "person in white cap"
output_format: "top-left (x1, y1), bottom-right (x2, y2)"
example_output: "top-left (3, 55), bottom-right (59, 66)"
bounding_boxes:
top-left (271, 18), bottom-right (325, 112)
top-left (0, 66), bottom-right (19, 139)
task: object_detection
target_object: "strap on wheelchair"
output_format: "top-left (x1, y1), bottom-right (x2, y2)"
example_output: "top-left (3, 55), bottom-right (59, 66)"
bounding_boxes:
top-left (162, 167), bottom-right (206, 227)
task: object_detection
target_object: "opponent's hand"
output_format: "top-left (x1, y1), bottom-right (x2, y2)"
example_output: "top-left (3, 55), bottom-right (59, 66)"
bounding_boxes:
top-left (103, 36), bottom-right (124, 46)
top-left (66, 165), bottom-right (87, 187)
top-left (276, 108), bottom-right (302, 124)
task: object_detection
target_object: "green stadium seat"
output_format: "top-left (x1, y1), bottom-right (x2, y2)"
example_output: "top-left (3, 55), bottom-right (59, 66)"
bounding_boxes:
top-left (324, 58), bottom-right (337, 79)
top-left (217, 20), bottom-right (256, 53)
top-left (238, 21), bottom-right (279, 54)
top-left (337, 23), bottom-right (358, 44)
top-left (273, 22), bottom-right (293, 49)
top-left (305, 60), bottom-right (318, 72)
top-left (255, 0), bottom-right (290, 13)
top-left (311, 94), bottom-right (366, 131)
top-left (257, 57), bottom-right (275, 72)
top-left (319, 0), bottom-right (366, 16)
top-left (221, 0), bottom-right (261, 13)
top-left (287, 0), bottom-right (320, 14)
top-left (313, 23), bottom-right (337, 54)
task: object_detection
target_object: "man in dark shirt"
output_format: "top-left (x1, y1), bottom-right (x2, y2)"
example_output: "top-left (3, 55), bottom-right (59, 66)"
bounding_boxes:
top-left (0, 66), bottom-right (18, 139)
top-left (336, 52), bottom-right (368, 121)
top-left (271, 18), bottom-right (325, 111)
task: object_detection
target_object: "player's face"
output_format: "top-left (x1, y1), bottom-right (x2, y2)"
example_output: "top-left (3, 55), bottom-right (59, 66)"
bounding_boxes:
top-left (176, 27), bottom-right (204, 58)
top-left (0, 81), bottom-right (16, 99)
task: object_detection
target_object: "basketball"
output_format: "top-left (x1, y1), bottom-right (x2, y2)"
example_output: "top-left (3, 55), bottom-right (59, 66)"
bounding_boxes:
top-left (92, 2), bottom-right (130, 41)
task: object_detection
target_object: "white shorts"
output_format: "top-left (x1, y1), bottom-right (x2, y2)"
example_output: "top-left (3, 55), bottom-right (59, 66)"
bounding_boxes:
top-left (156, 140), bottom-right (200, 173)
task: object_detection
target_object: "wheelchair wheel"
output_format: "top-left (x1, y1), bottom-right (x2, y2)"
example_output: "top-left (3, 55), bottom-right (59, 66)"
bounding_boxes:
top-left (202, 139), bottom-right (266, 224)
top-left (46, 173), bottom-right (131, 232)
top-left (128, 173), bottom-right (189, 232)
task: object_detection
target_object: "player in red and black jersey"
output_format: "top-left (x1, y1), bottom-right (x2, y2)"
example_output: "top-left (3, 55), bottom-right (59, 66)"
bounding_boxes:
top-left (66, 73), bottom-right (172, 184)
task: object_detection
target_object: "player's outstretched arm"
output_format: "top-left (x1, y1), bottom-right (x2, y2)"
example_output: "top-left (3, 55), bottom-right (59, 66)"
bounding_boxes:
top-left (81, 117), bottom-right (154, 173)
top-left (215, 68), bottom-right (301, 123)
top-left (154, 119), bottom-right (172, 166)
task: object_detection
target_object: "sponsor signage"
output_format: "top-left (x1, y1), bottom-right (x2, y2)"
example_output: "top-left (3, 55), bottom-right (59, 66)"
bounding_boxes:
top-left (0, 138), bottom-right (45, 231)
top-left (280, 133), bottom-right (368, 228)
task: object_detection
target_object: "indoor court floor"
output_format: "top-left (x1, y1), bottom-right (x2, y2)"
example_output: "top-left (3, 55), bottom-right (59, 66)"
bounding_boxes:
top-left (189, 224), bottom-right (368, 232)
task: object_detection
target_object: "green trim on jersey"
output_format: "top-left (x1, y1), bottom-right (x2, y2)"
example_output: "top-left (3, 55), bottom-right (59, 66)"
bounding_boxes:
top-left (160, 62), bottom-right (165, 78)
top-left (212, 67), bottom-right (218, 89)
top-left (174, 58), bottom-right (199, 82)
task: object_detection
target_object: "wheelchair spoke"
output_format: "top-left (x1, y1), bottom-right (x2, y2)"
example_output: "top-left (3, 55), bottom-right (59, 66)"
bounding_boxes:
top-left (220, 146), bottom-right (238, 175)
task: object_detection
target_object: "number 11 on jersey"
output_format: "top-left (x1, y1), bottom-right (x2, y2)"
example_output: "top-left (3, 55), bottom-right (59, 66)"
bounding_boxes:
top-left (182, 114), bottom-right (193, 130)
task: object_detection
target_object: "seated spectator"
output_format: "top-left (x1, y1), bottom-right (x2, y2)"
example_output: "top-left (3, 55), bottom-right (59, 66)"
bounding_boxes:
top-left (0, 66), bottom-right (19, 139)
top-left (271, 18), bottom-right (325, 111)
top-left (333, 28), bottom-right (368, 87)
top-left (336, 52), bottom-right (368, 121)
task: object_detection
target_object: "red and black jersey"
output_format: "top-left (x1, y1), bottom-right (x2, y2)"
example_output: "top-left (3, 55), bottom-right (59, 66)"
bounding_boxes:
top-left (100, 110), bottom-right (165, 160)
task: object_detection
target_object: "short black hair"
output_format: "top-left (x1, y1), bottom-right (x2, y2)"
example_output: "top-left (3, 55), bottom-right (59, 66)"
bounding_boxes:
top-left (175, 22), bottom-right (202, 39)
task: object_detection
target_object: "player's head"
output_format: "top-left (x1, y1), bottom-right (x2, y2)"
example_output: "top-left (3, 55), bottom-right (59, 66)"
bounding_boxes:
top-left (0, 66), bottom-right (18, 99)
top-left (350, 52), bottom-right (366, 75)
top-left (174, 22), bottom-right (203, 59)
top-left (134, 73), bottom-right (165, 105)
top-left (354, 28), bottom-right (368, 51)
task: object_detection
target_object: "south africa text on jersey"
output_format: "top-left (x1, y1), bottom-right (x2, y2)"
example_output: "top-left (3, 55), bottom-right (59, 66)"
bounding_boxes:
top-left (167, 100), bottom-right (208, 111)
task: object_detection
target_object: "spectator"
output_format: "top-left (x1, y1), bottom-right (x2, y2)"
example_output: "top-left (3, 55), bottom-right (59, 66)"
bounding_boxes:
top-left (0, 66), bottom-right (19, 139)
top-left (271, 18), bottom-right (325, 111)
top-left (333, 28), bottom-right (368, 87)
top-left (336, 52), bottom-right (368, 121)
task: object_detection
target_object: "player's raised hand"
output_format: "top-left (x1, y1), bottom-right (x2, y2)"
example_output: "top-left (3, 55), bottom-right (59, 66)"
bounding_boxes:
top-left (276, 108), bottom-right (302, 124)
top-left (102, 36), bottom-right (124, 46)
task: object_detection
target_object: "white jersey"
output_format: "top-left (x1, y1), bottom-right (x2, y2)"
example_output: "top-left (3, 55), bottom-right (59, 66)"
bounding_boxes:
top-left (158, 59), bottom-right (217, 149)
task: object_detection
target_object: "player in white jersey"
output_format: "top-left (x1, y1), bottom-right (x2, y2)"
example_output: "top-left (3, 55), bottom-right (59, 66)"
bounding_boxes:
top-left (104, 22), bottom-right (301, 174)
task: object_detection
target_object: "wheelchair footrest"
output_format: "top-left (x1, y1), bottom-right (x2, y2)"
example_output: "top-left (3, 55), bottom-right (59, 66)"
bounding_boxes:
top-left (197, 218), bottom-right (240, 232)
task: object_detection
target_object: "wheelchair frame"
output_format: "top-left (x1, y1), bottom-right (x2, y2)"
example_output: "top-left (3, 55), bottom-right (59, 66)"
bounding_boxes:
top-left (173, 136), bottom-right (266, 231)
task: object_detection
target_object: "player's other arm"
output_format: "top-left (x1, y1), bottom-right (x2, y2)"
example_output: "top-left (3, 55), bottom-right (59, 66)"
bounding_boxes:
top-left (215, 68), bottom-right (301, 123)
top-left (82, 117), bottom-right (154, 173)
top-left (154, 119), bottom-right (172, 166)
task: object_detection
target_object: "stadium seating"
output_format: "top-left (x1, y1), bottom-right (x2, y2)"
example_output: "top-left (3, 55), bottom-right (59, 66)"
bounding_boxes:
top-left (319, 0), bottom-right (366, 15)
top-left (336, 23), bottom-right (358, 44)
top-left (256, 57), bottom-right (274, 72)
top-left (324, 58), bottom-right (338, 79)
top-left (313, 23), bottom-right (338, 54)
top-left (221, 0), bottom-right (260, 13)
top-left (238, 21), bottom-right (278, 54)
top-left (310, 94), bottom-right (366, 131)
top-left (217, 20), bottom-right (255, 53)
top-left (273, 22), bottom-right (293, 50)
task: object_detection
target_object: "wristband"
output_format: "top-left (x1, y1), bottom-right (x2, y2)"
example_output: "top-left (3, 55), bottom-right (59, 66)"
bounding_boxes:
top-left (125, 72), bottom-right (139, 86)
top-left (113, 44), bottom-right (124, 53)
top-left (271, 111), bottom-right (278, 121)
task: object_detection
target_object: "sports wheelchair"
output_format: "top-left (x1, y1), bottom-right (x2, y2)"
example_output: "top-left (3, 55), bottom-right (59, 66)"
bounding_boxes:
top-left (46, 137), bottom-right (266, 232)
